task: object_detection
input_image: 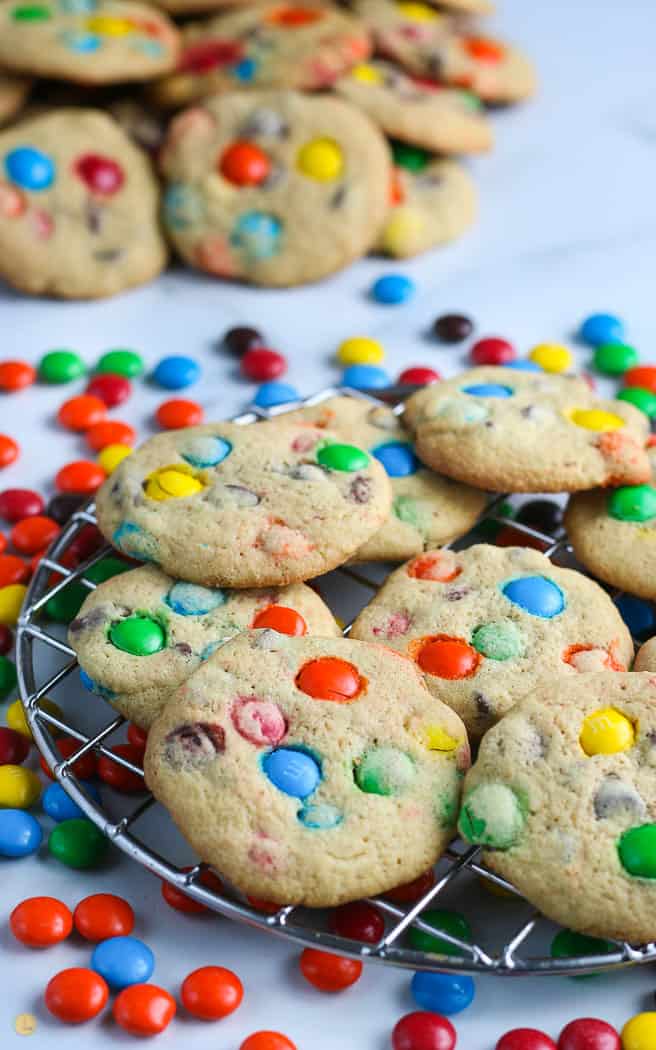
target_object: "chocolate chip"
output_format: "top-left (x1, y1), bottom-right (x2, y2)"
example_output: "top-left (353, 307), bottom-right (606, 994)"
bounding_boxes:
top-left (165, 722), bottom-right (225, 765)
top-left (473, 691), bottom-right (492, 716)
top-left (47, 492), bottom-right (87, 524)
top-left (69, 606), bottom-right (107, 633)
top-left (445, 586), bottom-right (471, 601)
top-left (593, 777), bottom-right (646, 820)
top-left (173, 642), bottom-right (193, 657)
top-left (330, 184), bottom-right (348, 209)
top-left (348, 476), bottom-right (371, 504)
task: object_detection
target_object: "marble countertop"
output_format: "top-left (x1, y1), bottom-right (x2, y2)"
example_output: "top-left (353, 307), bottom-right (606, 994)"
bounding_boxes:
top-left (2, 0), bottom-right (656, 1046)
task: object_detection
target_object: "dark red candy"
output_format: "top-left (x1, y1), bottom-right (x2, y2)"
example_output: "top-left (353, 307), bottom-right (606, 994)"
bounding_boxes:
top-left (222, 326), bottom-right (264, 356)
top-left (392, 1012), bottom-right (457, 1050)
top-left (86, 373), bottom-right (131, 408)
top-left (496, 1030), bottom-right (557, 1050)
top-left (46, 493), bottom-right (87, 525)
top-left (127, 723), bottom-right (148, 751)
top-left (557, 1019), bottom-right (621, 1050)
top-left (68, 524), bottom-right (104, 562)
top-left (470, 337), bottom-right (516, 366)
top-left (178, 39), bottom-right (243, 74)
top-left (0, 623), bottom-right (13, 654)
top-left (241, 348), bottom-right (287, 381)
top-left (40, 736), bottom-right (98, 781)
top-left (515, 499), bottom-right (563, 535)
top-left (75, 154), bottom-right (125, 196)
top-left (0, 488), bottom-right (45, 522)
top-left (0, 725), bottom-right (30, 764)
top-left (398, 366), bottom-right (441, 386)
top-left (433, 314), bottom-right (473, 343)
top-left (330, 901), bottom-right (385, 943)
top-left (97, 744), bottom-right (144, 793)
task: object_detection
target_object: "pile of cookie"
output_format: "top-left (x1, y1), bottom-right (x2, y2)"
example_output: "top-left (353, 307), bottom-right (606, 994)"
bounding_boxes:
top-left (0, 0), bottom-right (535, 297)
top-left (67, 367), bottom-right (656, 946)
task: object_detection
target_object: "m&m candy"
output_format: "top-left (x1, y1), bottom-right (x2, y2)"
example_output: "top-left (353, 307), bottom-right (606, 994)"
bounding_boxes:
top-left (385, 869), bottom-right (435, 903)
top-left (337, 336), bottom-right (384, 366)
top-left (371, 274), bottom-right (415, 305)
top-left (42, 780), bottom-right (101, 822)
top-left (0, 360), bottom-right (36, 392)
top-left (181, 966), bottom-right (244, 1020)
top-left (0, 584), bottom-right (27, 625)
top-left (496, 1030), bottom-right (557, 1050)
top-left (529, 343), bottom-right (572, 373)
top-left (0, 808), bottom-right (42, 857)
top-left (470, 337), bottom-right (515, 366)
top-left (398, 366), bottom-right (440, 385)
top-left (156, 398), bottom-right (204, 429)
top-left (45, 967), bottom-right (109, 1023)
top-left (557, 1018), bottom-right (620, 1050)
top-left (57, 395), bottom-right (107, 432)
top-left (152, 355), bottom-right (201, 390)
top-left (98, 443), bottom-right (132, 473)
top-left (341, 364), bottom-right (390, 389)
top-left (0, 623), bottom-right (12, 654)
top-left (39, 349), bottom-right (86, 384)
top-left (241, 348), bottom-right (287, 381)
top-left (46, 493), bottom-right (86, 524)
top-left (0, 764), bottom-right (41, 808)
top-left (408, 909), bottom-right (471, 956)
top-left (253, 382), bottom-right (299, 408)
top-left (97, 744), bottom-right (144, 793)
top-left (240, 1034), bottom-right (297, 1050)
top-left (10, 896), bottom-right (73, 947)
top-left (91, 935), bottom-right (154, 991)
top-left (433, 313), bottom-right (473, 343)
top-left (96, 349), bottom-right (144, 378)
top-left (620, 1013), bottom-right (656, 1050)
top-left (579, 313), bottom-right (625, 347)
top-left (593, 342), bottom-right (638, 375)
top-left (48, 818), bottom-right (108, 868)
top-left (55, 461), bottom-right (106, 494)
top-left (113, 983), bottom-right (176, 1036)
top-left (223, 325), bottom-right (264, 356)
top-left (330, 901), bottom-right (385, 943)
top-left (160, 865), bottom-right (223, 914)
top-left (392, 1012), bottom-right (457, 1050)
top-left (624, 365), bottom-right (656, 393)
top-left (86, 420), bottom-right (135, 451)
top-left (617, 387), bottom-right (656, 418)
top-left (0, 653), bottom-right (17, 698)
top-left (410, 971), bottom-right (475, 1015)
top-left (86, 372), bottom-right (131, 407)
top-left (0, 726), bottom-right (30, 764)
top-left (0, 434), bottom-right (19, 467)
top-left (0, 488), bottom-right (44, 521)
top-left (39, 736), bottom-right (98, 781)
top-left (299, 948), bottom-right (363, 992)
top-left (11, 515), bottom-right (59, 554)
top-left (74, 894), bottom-right (135, 942)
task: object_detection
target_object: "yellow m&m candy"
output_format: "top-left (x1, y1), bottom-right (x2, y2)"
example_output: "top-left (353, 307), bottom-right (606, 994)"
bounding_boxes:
top-left (98, 443), bottom-right (132, 474)
top-left (622, 1012), bottom-right (656, 1050)
top-left (296, 138), bottom-right (343, 181)
top-left (0, 765), bottom-right (41, 808)
top-left (337, 337), bottom-right (385, 366)
top-left (425, 726), bottom-right (458, 751)
top-left (86, 15), bottom-right (133, 35)
top-left (145, 465), bottom-right (205, 501)
top-left (580, 707), bottom-right (635, 756)
top-left (397, 1), bottom-right (439, 21)
top-left (529, 343), bottom-right (572, 373)
top-left (0, 584), bottom-right (27, 626)
top-left (567, 408), bottom-right (625, 431)
top-left (7, 697), bottom-right (62, 740)
top-left (350, 63), bottom-right (384, 84)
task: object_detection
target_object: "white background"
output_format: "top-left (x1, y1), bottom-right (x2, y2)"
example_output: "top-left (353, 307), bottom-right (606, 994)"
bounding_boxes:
top-left (2, 0), bottom-right (656, 1045)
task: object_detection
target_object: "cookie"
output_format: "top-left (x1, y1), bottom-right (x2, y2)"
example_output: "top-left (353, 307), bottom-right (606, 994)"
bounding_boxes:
top-left (378, 155), bottom-right (477, 258)
top-left (634, 638), bottom-right (656, 671)
top-left (458, 672), bottom-right (656, 943)
top-left (351, 0), bottom-right (536, 103)
top-left (0, 72), bottom-right (31, 126)
top-left (0, 109), bottom-right (167, 299)
top-left (334, 60), bottom-right (493, 154)
top-left (0, 0), bottom-right (179, 84)
top-left (149, 1), bottom-right (370, 109)
top-left (152, 0), bottom-right (251, 14)
top-left (96, 420), bottom-right (392, 587)
top-left (350, 544), bottom-right (633, 739)
top-left (282, 396), bottom-right (486, 561)
top-left (404, 367), bottom-right (651, 493)
top-left (565, 454), bottom-right (656, 601)
top-left (69, 564), bottom-right (340, 729)
top-left (144, 630), bottom-right (470, 905)
top-left (159, 91), bottom-right (390, 286)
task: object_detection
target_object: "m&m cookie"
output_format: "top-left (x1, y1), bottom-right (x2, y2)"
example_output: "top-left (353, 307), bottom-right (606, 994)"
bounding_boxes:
top-left (459, 673), bottom-right (656, 943)
top-left (351, 545), bottom-right (633, 738)
top-left (0, 109), bottom-right (167, 298)
top-left (95, 420), bottom-right (392, 587)
top-left (0, 72), bottom-right (31, 126)
top-left (283, 396), bottom-right (486, 561)
top-left (351, 0), bottom-right (536, 103)
top-left (0, 0), bottom-right (179, 83)
top-left (378, 156), bottom-right (477, 258)
top-left (159, 90), bottom-right (390, 286)
top-left (335, 60), bottom-right (493, 155)
top-left (69, 564), bottom-right (340, 728)
top-left (404, 367), bottom-right (651, 492)
top-left (634, 637), bottom-right (656, 671)
top-left (144, 630), bottom-right (469, 905)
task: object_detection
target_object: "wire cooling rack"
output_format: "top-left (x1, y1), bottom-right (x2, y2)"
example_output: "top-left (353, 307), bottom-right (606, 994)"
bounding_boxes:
top-left (15, 385), bottom-right (656, 977)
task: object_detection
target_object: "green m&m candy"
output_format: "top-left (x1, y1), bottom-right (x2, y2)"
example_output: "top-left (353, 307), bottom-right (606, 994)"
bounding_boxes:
top-left (354, 747), bottom-right (415, 796)
top-left (618, 823), bottom-right (656, 878)
top-left (39, 349), bottom-right (86, 384)
top-left (593, 341), bottom-right (639, 375)
top-left (12, 4), bottom-right (51, 18)
top-left (96, 349), bottom-right (144, 378)
top-left (409, 909), bottom-right (472, 956)
top-left (550, 928), bottom-right (615, 978)
top-left (48, 818), bottom-right (108, 869)
top-left (0, 654), bottom-right (17, 699)
top-left (317, 443), bottom-right (369, 472)
top-left (617, 387), bottom-right (656, 419)
top-left (109, 615), bottom-right (166, 655)
top-left (391, 140), bottom-right (429, 172)
top-left (458, 783), bottom-right (526, 850)
top-left (607, 484), bottom-right (656, 523)
top-left (471, 621), bottom-right (524, 661)
top-left (46, 557), bottom-right (132, 624)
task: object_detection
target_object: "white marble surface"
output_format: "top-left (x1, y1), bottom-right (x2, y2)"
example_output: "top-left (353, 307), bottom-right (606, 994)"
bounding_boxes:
top-left (2, 0), bottom-right (656, 1046)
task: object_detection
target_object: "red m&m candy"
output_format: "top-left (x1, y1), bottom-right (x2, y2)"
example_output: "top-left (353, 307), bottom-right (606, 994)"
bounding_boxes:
top-left (0, 360), bottom-right (36, 392)
top-left (86, 373), bottom-right (131, 407)
top-left (220, 141), bottom-right (271, 186)
top-left (57, 395), bottom-right (107, 432)
top-left (155, 398), bottom-right (204, 429)
top-left (75, 154), bottom-right (125, 196)
top-left (10, 896), bottom-right (73, 947)
top-left (385, 869), bottom-right (435, 903)
top-left (398, 366), bottom-right (441, 385)
top-left (392, 1011), bottom-right (457, 1050)
top-left (252, 605), bottom-right (307, 635)
top-left (299, 948), bottom-right (363, 992)
top-left (0, 435), bottom-right (19, 468)
top-left (0, 726), bottom-right (30, 763)
top-left (161, 866), bottom-right (224, 914)
top-left (557, 1019), bottom-right (620, 1050)
top-left (416, 635), bottom-right (480, 679)
top-left (496, 1030), bottom-right (557, 1050)
top-left (11, 515), bottom-right (59, 554)
top-left (296, 657), bottom-right (362, 702)
top-left (241, 348), bottom-right (287, 381)
top-left (330, 900), bottom-right (385, 943)
top-left (0, 555), bottom-right (29, 587)
top-left (0, 623), bottom-right (12, 654)
top-left (97, 744), bottom-right (144, 793)
top-left (86, 420), bottom-right (136, 451)
top-left (127, 723), bottom-right (148, 751)
top-left (39, 736), bottom-right (98, 781)
top-left (55, 461), bottom-right (106, 494)
top-left (0, 488), bottom-right (44, 522)
top-left (470, 337), bottom-right (515, 365)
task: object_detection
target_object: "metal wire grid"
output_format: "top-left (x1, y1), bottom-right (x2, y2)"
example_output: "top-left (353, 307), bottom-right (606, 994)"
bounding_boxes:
top-left (14, 385), bottom-right (656, 977)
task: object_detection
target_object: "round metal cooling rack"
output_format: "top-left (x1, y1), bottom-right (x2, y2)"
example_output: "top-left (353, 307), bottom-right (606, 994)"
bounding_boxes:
top-left (15, 385), bottom-right (656, 977)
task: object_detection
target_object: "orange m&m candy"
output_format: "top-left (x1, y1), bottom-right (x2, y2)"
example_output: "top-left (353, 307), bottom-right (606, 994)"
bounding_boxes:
top-left (11, 515), bottom-right (59, 554)
top-left (55, 461), bottom-right (106, 494)
top-left (57, 395), bottom-right (107, 432)
top-left (0, 554), bottom-right (29, 587)
top-left (45, 967), bottom-right (109, 1023)
top-left (416, 635), bottom-right (481, 679)
top-left (625, 365), bottom-right (656, 393)
top-left (155, 398), bottom-right (204, 429)
top-left (181, 965), bottom-right (243, 1020)
top-left (0, 360), bottom-right (36, 392)
top-left (10, 896), bottom-right (73, 947)
top-left (74, 893), bottom-right (135, 942)
top-left (241, 1033), bottom-right (297, 1050)
top-left (252, 605), bottom-right (307, 636)
top-left (220, 142), bottom-right (271, 186)
top-left (464, 35), bottom-right (505, 61)
top-left (0, 435), bottom-right (19, 468)
top-left (296, 656), bottom-right (363, 702)
top-left (408, 551), bottom-right (461, 582)
top-left (85, 420), bottom-right (136, 451)
top-left (113, 984), bottom-right (176, 1036)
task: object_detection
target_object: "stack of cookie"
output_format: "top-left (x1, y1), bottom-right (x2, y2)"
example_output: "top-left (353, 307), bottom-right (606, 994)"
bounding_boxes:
top-left (0, 0), bottom-right (535, 296)
top-left (65, 370), bottom-right (656, 943)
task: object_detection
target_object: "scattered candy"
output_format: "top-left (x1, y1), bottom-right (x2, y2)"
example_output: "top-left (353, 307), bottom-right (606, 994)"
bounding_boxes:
top-left (515, 499), bottom-right (563, 535)
top-left (39, 350), bottom-right (86, 384)
top-left (337, 336), bottom-right (385, 366)
top-left (557, 1018), bottom-right (620, 1050)
top-left (0, 583), bottom-right (27, 625)
top-left (0, 808), bottom-right (42, 857)
top-left (0, 434), bottom-right (19, 467)
top-left (299, 948), bottom-right (363, 992)
top-left (46, 492), bottom-right (86, 524)
top-left (496, 1030), bottom-right (557, 1050)
top-left (0, 488), bottom-right (45, 522)
top-left (97, 744), bottom-right (144, 793)
top-left (155, 398), bottom-right (204, 429)
top-left (529, 343), bottom-right (572, 373)
top-left (0, 623), bottom-right (12, 654)
top-left (0, 726), bottom-right (29, 764)
top-left (433, 313), bottom-right (474, 343)
top-left (86, 420), bottom-right (136, 451)
top-left (593, 341), bottom-right (638, 375)
top-left (98, 443), bottom-right (132, 473)
top-left (253, 382), bottom-right (300, 408)
top-left (45, 967), bottom-right (109, 1024)
top-left (0, 764), bottom-right (41, 808)
top-left (371, 274), bottom-right (415, 305)
top-left (160, 865), bottom-right (224, 914)
top-left (470, 337), bottom-right (515, 366)
top-left (0, 360), bottom-right (36, 392)
top-left (240, 1033), bottom-right (297, 1050)
top-left (341, 364), bottom-right (390, 389)
top-left (55, 460), bottom-right (106, 494)
top-left (7, 696), bottom-right (62, 739)
top-left (74, 894), bottom-right (135, 942)
top-left (241, 348), bottom-right (287, 381)
top-left (152, 355), bottom-right (201, 390)
top-left (330, 901), bottom-right (385, 943)
top-left (91, 935), bottom-right (154, 991)
top-left (113, 983), bottom-right (176, 1036)
top-left (579, 313), bottom-right (625, 347)
top-left (11, 515), bottom-right (59, 554)
top-left (181, 965), bottom-right (244, 1020)
top-left (86, 372), bottom-right (132, 407)
top-left (57, 395), bottom-right (107, 432)
top-left (0, 652), bottom-right (17, 698)
top-left (398, 366), bottom-right (440, 385)
top-left (408, 909), bottom-right (471, 956)
top-left (392, 1011), bottom-right (457, 1050)
top-left (10, 896), bottom-right (72, 947)
top-left (39, 736), bottom-right (98, 781)
top-left (410, 971), bottom-right (475, 1016)
top-left (96, 349), bottom-right (144, 378)
top-left (617, 386), bottom-right (656, 418)
top-left (385, 869), bottom-right (435, 903)
top-left (624, 365), bottom-right (656, 393)
top-left (620, 1013), bottom-right (656, 1050)
top-left (48, 818), bottom-right (108, 869)
top-left (550, 929), bottom-right (615, 971)
top-left (42, 780), bottom-right (101, 822)
top-left (223, 326), bottom-right (264, 356)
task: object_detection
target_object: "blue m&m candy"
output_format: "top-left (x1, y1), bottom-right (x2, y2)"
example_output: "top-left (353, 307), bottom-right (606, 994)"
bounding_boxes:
top-left (165, 581), bottom-right (227, 616)
top-left (262, 748), bottom-right (321, 798)
top-left (411, 972), bottom-right (475, 1016)
top-left (253, 381), bottom-right (299, 409)
top-left (0, 809), bottom-right (42, 857)
top-left (5, 146), bottom-right (55, 191)
top-left (342, 364), bottom-right (390, 390)
top-left (579, 313), bottom-right (625, 347)
top-left (180, 434), bottom-right (231, 468)
top-left (615, 595), bottom-right (656, 641)
top-left (371, 442), bottom-right (419, 477)
top-left (152, 355), bottom-right (201, 390)
top-left (462, 383), bottom-right (514, 398)
top-left (91, 936), bottom-right (154, 991)
top-left (505, 359), bottom-right (542, 372)
top-left (42, 781), bottom-right (101, 823)
top-left (371, 274), bottom-right (416, 305)
top-left (502, 576), bottom-right (565, 618)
